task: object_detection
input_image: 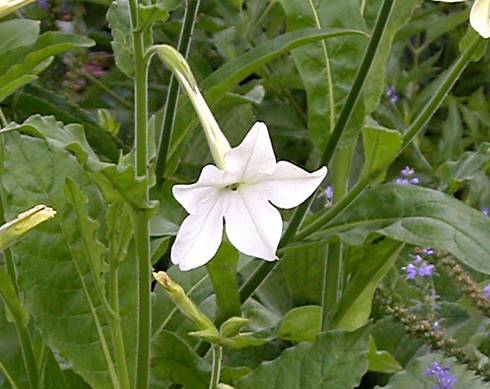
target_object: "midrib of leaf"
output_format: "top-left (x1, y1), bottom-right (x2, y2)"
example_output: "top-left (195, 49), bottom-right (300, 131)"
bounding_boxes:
top-left (17, 142), bottom-right (120, 387)
top-left (307, 0), bottom-right (336, 131)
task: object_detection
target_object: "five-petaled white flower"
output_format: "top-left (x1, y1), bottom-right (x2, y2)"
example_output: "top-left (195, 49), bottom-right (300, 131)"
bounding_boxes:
top-left (433, 0), bottom-right (490, 38)
top-left (171, 122), bottom-right (327, 271)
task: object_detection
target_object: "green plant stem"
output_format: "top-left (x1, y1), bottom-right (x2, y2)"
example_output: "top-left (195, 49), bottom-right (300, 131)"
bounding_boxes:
top-left (320, 0), bottom-right (395, 167)
top-left (15, 318), bottom-right (39, 389)
top-left (401, 33), bottom-right (483, 149)
top-left (127, 0), bottom-right (152, 387)
top-left (238, 0), bottom-right (396, 305)
top-left (155, 0), bottom-right (201, 180)
top-left (322, 147), bottom-right (352, 330)
top-left (209, 346), bottom-right (222, 389)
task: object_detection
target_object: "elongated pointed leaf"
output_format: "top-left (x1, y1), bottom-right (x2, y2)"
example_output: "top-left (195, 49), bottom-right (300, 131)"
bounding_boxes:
top-left (2, 132), bottom-right (131, 387)
top-left (319, 184), bottom-right (490, 274)
top-left (237, 325), bottom-right (370, 388)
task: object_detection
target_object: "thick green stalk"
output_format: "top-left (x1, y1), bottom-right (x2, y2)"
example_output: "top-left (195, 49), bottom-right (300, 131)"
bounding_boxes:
top-left (127, 0), bottom-right (151, 387)
top-left (155, 0), bottom-right (201, 179)
top-left (209, 346), bottom-right (222, 389)
top-left (238, 0), bottom-right (396, 305)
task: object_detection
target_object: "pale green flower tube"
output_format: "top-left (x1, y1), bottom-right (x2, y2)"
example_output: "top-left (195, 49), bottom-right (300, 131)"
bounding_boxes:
top-left (0, 0), bottom-right (36, 18)
top-left (0, 204), bottom-right (56, 251)
top-left (154, 45), bottom-right (231, 169)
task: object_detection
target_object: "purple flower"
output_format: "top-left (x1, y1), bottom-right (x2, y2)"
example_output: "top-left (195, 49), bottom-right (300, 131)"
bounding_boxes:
top-left (395, 178), bottom-right (410, 185)
top-left (423, 248), bottom-right (434, 256)
top-left (483, 207), bottom-right (489, 216)
top-left (418, 262), bottom-right (435, 277)
top-left (484, 283), bottom-right (490, 300)
top-left (37, 0), bottom-right (48, 10)
top-left (401, 166), bottom-right (415, 177)
top-left (386, 86), bottom-right (400, 104)
top-left (402, 263), bottom-right (418, 280)
top-left (395, 166), bottom-right (419, 185)
top-left (324, 185), bottom-right (333, 202)
top-left (425, 362), bottom-right (456, 389)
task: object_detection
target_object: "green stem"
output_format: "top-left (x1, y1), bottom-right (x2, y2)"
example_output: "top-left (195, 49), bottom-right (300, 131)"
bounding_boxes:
top-left (15, 319), bottom-right (39, 389)
top-left (127, 0), bottom-right (151, 386)
top-left (401, 33), bottom-right (483, 149)
top-left (81, 70), bottom-right (132, 110)
top-left (209, 346), bottom-right (222, 389)
top-left (320, 0), bottom-right (396, 167)
top-left (155, 0), bottom-right (201, 180)
top-left (322, 147), bottom-right (352, 330)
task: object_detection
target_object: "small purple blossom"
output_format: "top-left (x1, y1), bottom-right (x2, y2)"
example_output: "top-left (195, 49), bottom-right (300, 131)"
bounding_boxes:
top-left (418, 262), bottom-right (435, 277)
top-left (395, 166), bottom-right (419, 185)
top-left (484, 283), bottom-right (490, 300)
top-left (423, 248), bottom-right (434, 256)
top-left (402, 263), bottom-right (418, 280)
top-left (386, 86), bottom-right (400, 104)
top-left (402, 254), bottom-right (435, 280)
top-left (483, 207), bottom-right (489, 216)
top-left (324, 185), bottom-right (333, 202)
top-left (424, 362), bottom-right (456, 389)
top-left (37, 0), bottom-right (48, 10)
top-left (432, 322), bottom-right (440, 331)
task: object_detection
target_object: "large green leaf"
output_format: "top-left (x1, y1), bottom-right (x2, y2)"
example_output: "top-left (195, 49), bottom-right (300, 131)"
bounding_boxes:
top-left (0, 19), bottom-right (39, 52)
top-left (0, 32), bottom-right (94, 102)
top-left (276, 305), bottom-right (321, 343)
top-left (328, 239), bottom-right (403, 330)
top-left (2, 132), bottom-right (135, 387)
top-left (237, 325), bottom-right (370, 388)
top-left (317, 184), bottom-right (490, 274)
top-left (2, 115), bottom-right (154, 212)
top-left (276, 0), bottom-right (367, 150)
top-left (150, 331), bottom-right (211, 389)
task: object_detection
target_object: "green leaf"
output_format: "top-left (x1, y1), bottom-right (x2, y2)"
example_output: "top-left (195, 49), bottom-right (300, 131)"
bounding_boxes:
top-left (276, 305), bottom-right (321, 343)
top-left (360, 122), bottom-right (403, 185)
top-left (0, 74), bottom-right (38, 102)
top-left (15, 84), bottom-right (124, 161)
top-left (221, 317), bottom-right (250, 338)
top-left (382, 353), bottom-right (490, 388)
top-left (106, 202), bottom-right (132, 264)
top-left (0, 268), bottom-right (29, 326)
top-left (438, 142), bottom-right (490, 194)
top-left (329, 239), bottom-right (404, 331)
top-left (2, 115), bottom-right (155, 212)
top-left (138, 3), bottom-right (169, 31)
top-left (107, 0), bottom-right (152, 78)
top-left (206, 241), bottom-right (241, 325)
top-left (2, 133), bottom-right (128, 387)
top-left (276, 0), bottom-right (367, 150)
top-left (0, 32), bottom-right (94, 101)
top-left (318, 184), bottom-right (490, 274)
top-left (150, 330), bottom-right (211, 389)
top-left (221, 335), bottom-right (268, 350)
top-left (237, 325), bottom-right (370, 388)
top-left (366, 336), bottom-right (402, 374)
top-left (0, 300), bottom-right (28, 388)
top-left (0, 19), bottom-right (39, 52)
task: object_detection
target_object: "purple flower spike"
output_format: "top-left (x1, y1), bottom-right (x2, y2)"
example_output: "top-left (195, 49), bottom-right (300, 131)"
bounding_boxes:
top-left (425, 362), bottom-right (456, 389)
top-left (484, 283), bottom-right (490, 300)
top-left (418, 263), bottom-right (434, 277)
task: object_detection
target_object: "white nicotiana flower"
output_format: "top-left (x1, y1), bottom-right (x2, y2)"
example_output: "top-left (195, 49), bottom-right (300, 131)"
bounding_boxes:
top-left (171, 122), bottom-right (327, 271)
top-left (433, 0), bottom-right (490, 38)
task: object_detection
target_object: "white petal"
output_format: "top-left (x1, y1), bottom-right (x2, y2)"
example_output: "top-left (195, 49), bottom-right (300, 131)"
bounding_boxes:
top-left (470, 0), bottom-right (490, 38)
top-left (250, 162), bottom-right (327, 209)
top-left (223, 122), bottom-right (277, 182)
top-left (224, 188), bottom-right (282, 261)
top-left (172, 164), bottom-right (226, 214)
top-left (171, 193), bottom-right (227, 271)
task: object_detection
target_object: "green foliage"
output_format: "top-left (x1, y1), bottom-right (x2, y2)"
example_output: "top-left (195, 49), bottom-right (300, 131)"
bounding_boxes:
top-left (237, 325), bottom-right (371, 388)
top-left (276, 305), bottom-right (321, 343)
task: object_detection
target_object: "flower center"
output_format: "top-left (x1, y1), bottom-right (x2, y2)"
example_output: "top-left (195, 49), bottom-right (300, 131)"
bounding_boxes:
top-left (226, 182), bottom-right (240, 191)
